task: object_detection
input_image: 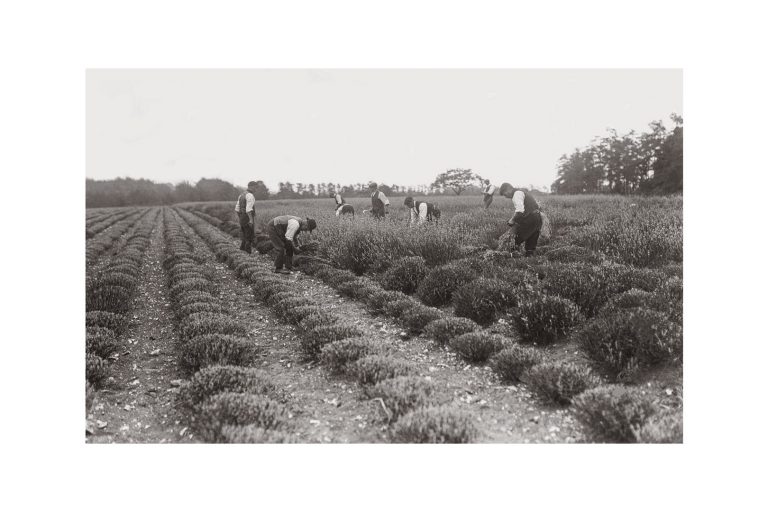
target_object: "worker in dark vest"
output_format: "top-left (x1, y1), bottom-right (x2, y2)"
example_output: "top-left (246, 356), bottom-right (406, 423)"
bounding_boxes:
top-left (234, 181), bottom-right (258, 253)
top-left (499, 183), bottom-right (543, 257)
top-left (482, 179), bottom-right (496, 209)
top-left (330, 191), bottom-right (354, 217)
top-left (266, 215), bottom-right (317, 274)
top-left (403, 196), bottom-right (441, 226)
top-left (368, 182), bottom-right (390, 219)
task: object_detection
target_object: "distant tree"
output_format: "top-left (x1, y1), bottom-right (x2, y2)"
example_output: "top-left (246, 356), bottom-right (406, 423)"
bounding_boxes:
top-left (250, 180), bottom-right (270, 200)
top-left (431, 168), bottom-right (478, 195)
top-left (174, 181), bottom-right (198, 203)
top-left (551, 114), bottom-right (683, 195)
top-left (195, 178), bottom-right (239, 201)
top-left (276, 182), bottom-right (298, 199)
top-left (643, 116), bottom-right (683, 194)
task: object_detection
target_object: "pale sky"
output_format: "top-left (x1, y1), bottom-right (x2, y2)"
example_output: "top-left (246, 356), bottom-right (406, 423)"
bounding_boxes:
top-left (86, 69), bottom-right (682, 191)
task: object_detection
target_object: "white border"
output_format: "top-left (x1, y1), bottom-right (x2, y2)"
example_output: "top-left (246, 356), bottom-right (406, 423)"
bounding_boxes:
top-left (3, 0), bottom-right (767, 510)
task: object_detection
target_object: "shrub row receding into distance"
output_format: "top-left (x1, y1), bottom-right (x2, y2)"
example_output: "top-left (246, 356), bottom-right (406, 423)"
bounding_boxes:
top-left (85, 208), bottom-right (159, 403)
top-left (86, 207), bottom-right (144, 239)
top-left (178, 206), bottom-right (479, 443)
top-left (85, 208), bottom-right (148, 267)
top-left (163, 208), bottom-right (295, 443)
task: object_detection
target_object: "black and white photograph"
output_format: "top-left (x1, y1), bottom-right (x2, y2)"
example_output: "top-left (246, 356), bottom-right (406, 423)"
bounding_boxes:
top-left (85, 69), bottom-right (683, 444)
top-left (5, 1), bottom-right (768, 510)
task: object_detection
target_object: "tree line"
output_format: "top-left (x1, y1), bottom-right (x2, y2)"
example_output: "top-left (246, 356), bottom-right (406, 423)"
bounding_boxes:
top-left (551, 114), bottom-right (683, 195)
top-left (85, 176), bottom-right (487, 208)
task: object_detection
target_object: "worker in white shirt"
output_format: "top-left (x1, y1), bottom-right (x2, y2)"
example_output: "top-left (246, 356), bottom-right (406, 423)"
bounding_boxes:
top-left (266, 215), bottom-right (318, 273)
top-left (234, 181), bottom-right (258, 253)
top-left (498, 183), bottom-right (543, 257)
top-left (368, 182), bottom-right (390, 219)
top-left (403, 196), bottom-right (441, 226)
top-left (330, 191), bottom-right (355, 217)
top-left (482, 179), bottom-right (496, 209)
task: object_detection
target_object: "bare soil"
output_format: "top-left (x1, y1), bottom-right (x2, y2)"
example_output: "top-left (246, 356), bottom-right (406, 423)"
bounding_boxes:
top-left (87, 214), bottom-right (192, 443)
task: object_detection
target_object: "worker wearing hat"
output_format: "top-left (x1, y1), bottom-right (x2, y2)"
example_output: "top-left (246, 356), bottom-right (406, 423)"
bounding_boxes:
top-left (266, 215), bottom-right (317, 274)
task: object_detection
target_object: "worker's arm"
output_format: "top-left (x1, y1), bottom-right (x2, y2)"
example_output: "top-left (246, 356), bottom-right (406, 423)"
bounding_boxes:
top-left (418, 202), bottom-right (428, 224)
top-left (509, 190), bottom-right (526, 224)
top-left (284, 219), bottom-right (300, 242)
top-left (246, 193), bottom-right (256, 224)
top-left (379, 191), bottom-right (390, 207)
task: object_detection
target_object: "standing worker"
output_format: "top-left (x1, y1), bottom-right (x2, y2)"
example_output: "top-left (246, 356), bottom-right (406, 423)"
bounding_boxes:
top-left (368, 182), bottom-right (390, 219)
top-left (234, 181), bottom-right (258, 253)
top-left (482, 179), bottom-right (496, 209)
top-left (330, 191), bottom-right (355, 217)
top-left (498, 183), bottom-right (543, 257)
top-left (403, 196), bottom-right (441, 226)
top-left (266, 215), bottom-right (317, 274)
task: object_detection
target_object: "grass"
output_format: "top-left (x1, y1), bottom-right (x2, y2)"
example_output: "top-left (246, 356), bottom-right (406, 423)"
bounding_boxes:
top-left (490, 345), bottom-right (544, 383)
top-left (392, 406), bottom-right (479, 443)
top-left (525, 361), bottom-right (602, 405)
top-left (448, 332), bottom-right (508, 363)
top-left (177, 366), bottom-right (277, 409)
top-left (572, 385), bottom-right (659, 442)
top-left (366, 376), bottom-right (437, 422)
top-left (423, 317), bottom-right (480, 345)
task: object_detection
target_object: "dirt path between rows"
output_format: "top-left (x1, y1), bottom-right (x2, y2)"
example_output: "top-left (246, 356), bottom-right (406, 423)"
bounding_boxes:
top-left (87, 211), bottom-right (192, 443)
top-left (184, 210), bottom-right (585, 443)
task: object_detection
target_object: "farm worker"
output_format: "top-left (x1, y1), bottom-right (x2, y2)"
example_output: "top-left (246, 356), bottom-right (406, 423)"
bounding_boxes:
top-left (403, 196), bottom-right (441, 226)
top-left (330, 191), bottom-right (354, 217)
top-left (499, 183), bottom-right (543, 257)
top-left (234, 181), bottom-right (258, 253)
top-left (482, 179), bottom-right (496, 209)
top-left (266, 215), bottom-right (317, 274)
top-left (368, 182), bottom-right (390, 219)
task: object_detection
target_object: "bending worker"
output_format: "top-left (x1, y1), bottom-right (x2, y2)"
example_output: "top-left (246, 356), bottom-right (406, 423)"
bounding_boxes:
top-left (234, 181), bottom-right (258, 253)
top-left (403, 196), bottom-right (441, 226)
top-left (330, 191), bottom-right (354, 216)
top-left (499, 183), bottom-right (543, 257)
top-left (266, 215), bottom-right (317, 274)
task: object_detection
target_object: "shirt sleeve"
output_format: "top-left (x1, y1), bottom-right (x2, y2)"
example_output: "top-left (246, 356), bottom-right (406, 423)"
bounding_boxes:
top-left (512, 190), bottom-right (525, 214)
top-left (419, 202), bottom-right (428, 221)
top-left (285, 219), bottom-right (300, 241)
top-left (410, 207), bottom-right (416, 224)
top-left (246, 193), bottom-right (256, 213)
top-left (488, 185), bottom-right (496, 195)
top-left (379, 191), bottom-right (390, 206)
top-left (234, 197), bottom-right (240, 212)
